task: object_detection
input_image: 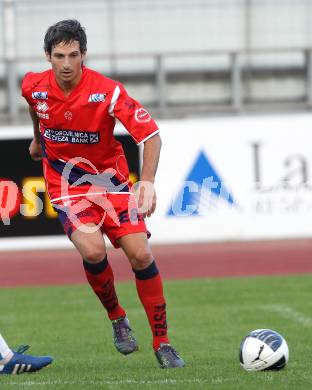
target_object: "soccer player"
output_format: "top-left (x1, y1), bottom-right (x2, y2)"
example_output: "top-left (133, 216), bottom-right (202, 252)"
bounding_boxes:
top-left (0, 333), bottom-right (52, 374)
top-left (21, 19), bottom-right (184, 368)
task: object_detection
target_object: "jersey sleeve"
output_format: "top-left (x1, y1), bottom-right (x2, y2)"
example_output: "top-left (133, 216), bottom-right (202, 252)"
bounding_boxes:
top-left (21, 72), bottom-right (34, 105)
top-left (109, 83), bottom-right (159, 145)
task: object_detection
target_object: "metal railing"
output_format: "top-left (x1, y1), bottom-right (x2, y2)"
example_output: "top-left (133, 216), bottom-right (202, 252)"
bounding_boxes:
top-left (2, 47), bottom-right (312, 122)
top-left (2, 0), bottom-right (312, 121)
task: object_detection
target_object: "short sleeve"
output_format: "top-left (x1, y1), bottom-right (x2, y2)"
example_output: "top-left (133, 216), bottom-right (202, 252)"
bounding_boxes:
top-left (108, 83), bottom-right (159, 145)
top-left (21, 72), bottom-right (34, 105)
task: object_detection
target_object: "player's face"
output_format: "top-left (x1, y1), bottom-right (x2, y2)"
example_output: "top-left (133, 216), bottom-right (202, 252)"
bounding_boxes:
top-left (46, 40), bottom-right (86, 87)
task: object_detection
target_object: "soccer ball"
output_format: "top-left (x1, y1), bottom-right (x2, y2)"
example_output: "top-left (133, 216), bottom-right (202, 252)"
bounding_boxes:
top-left (239, 329), bottom-right (289, 371)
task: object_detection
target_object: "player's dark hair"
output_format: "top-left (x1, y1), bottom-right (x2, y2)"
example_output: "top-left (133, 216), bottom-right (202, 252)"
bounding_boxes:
top-left (44, 19), bottom-right (87, 55)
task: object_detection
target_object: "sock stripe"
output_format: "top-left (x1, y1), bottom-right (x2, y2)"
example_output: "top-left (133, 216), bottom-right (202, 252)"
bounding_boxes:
top-left (133, 261), bottom-right (159, 280)
top-left (83, 256), bottom-right (108, 275)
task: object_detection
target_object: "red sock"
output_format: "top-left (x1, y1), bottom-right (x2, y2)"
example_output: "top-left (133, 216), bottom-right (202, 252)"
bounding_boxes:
top-left (134, 261), bottom-right (169, 351)
top-left (83, 257), bottom-right (126, 321)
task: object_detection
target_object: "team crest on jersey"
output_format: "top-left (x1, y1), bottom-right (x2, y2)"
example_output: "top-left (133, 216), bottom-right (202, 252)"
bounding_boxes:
top-left (64, 111), bottom-right (73, 120)
top-left (88, 93), bottom-right (106, 103)
top-left (135, 108), bottom-right (151, 123)
top-left (32, 91), bottom-right (48, 100)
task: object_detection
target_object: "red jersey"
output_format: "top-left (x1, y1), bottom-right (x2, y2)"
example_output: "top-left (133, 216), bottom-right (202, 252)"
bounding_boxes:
top-left (21, 66), bottom-right (159, 203)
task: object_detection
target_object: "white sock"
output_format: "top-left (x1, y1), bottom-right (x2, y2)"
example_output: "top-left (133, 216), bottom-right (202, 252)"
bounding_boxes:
top-left (0, 334), bottom-right (14, 364)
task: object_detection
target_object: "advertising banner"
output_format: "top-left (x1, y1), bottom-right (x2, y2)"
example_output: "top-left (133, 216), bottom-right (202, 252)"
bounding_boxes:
top-left (1, 113), bottom-right (312, 249)
top-left (146, 114), bottom-right (312, 243)
top-left (0, 129), bottom-right (139, 240)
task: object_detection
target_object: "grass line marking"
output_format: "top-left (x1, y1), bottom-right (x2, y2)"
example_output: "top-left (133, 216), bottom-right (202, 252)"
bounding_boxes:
top-left (262, 304), bottom-right (312, 326)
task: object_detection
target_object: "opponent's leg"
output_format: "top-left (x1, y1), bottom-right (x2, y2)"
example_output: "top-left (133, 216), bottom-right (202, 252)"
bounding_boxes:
top-left (0, 335), bottom-right (52, 375)
top-left (118, 233), bottom-right (184, 368)
top-left (0, 334), bottom-right (13, 364)
top-left (71, 224), bottom-right (137, 354)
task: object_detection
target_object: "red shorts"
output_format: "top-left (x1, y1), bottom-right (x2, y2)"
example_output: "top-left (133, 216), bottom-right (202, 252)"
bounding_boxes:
top-left (54, 193), bottom-right (150, 248)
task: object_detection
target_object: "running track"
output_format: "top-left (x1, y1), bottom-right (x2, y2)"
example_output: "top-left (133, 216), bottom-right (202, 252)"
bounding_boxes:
top-left (0, 239), bottom-right (312, 288)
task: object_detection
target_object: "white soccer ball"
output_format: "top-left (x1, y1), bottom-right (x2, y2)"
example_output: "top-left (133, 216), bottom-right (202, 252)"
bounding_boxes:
top-left (239, 329), bottom-right (289, 371)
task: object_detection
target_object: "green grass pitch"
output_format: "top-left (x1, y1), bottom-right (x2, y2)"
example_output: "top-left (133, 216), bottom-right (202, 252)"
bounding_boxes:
top-left (0, 274), bottom-right (312, 389)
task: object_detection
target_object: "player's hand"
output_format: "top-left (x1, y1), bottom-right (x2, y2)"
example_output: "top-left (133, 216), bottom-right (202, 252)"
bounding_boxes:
top-left (133, 180), bottom-right (156, 218)
top-left (29, 139), bottom-right (42, 161)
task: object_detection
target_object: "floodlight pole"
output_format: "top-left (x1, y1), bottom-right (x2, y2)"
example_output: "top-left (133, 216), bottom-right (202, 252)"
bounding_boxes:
top-left (244, 0), bottom-right (252, 105)
top-left (305, 49), bottom-right (312, 108)
top-left (3, 0), bottom-right (18, 123)
top-left (231, 52), bottom-right (242, 111)
top-left (156, 54), bottom-right (167, 117)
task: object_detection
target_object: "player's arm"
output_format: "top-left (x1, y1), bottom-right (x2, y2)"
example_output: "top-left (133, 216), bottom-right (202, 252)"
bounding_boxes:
top-left (136, 134), bottom-right (162, 217)
top-left (28, 106), bottom-right (42, 161)
top-left (110, 83), bottom-right (161, 217)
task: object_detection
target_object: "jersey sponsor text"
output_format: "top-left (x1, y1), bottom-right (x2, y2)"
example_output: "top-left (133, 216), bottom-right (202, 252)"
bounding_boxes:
top-left (43, 128), bottom-right (100, 144)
